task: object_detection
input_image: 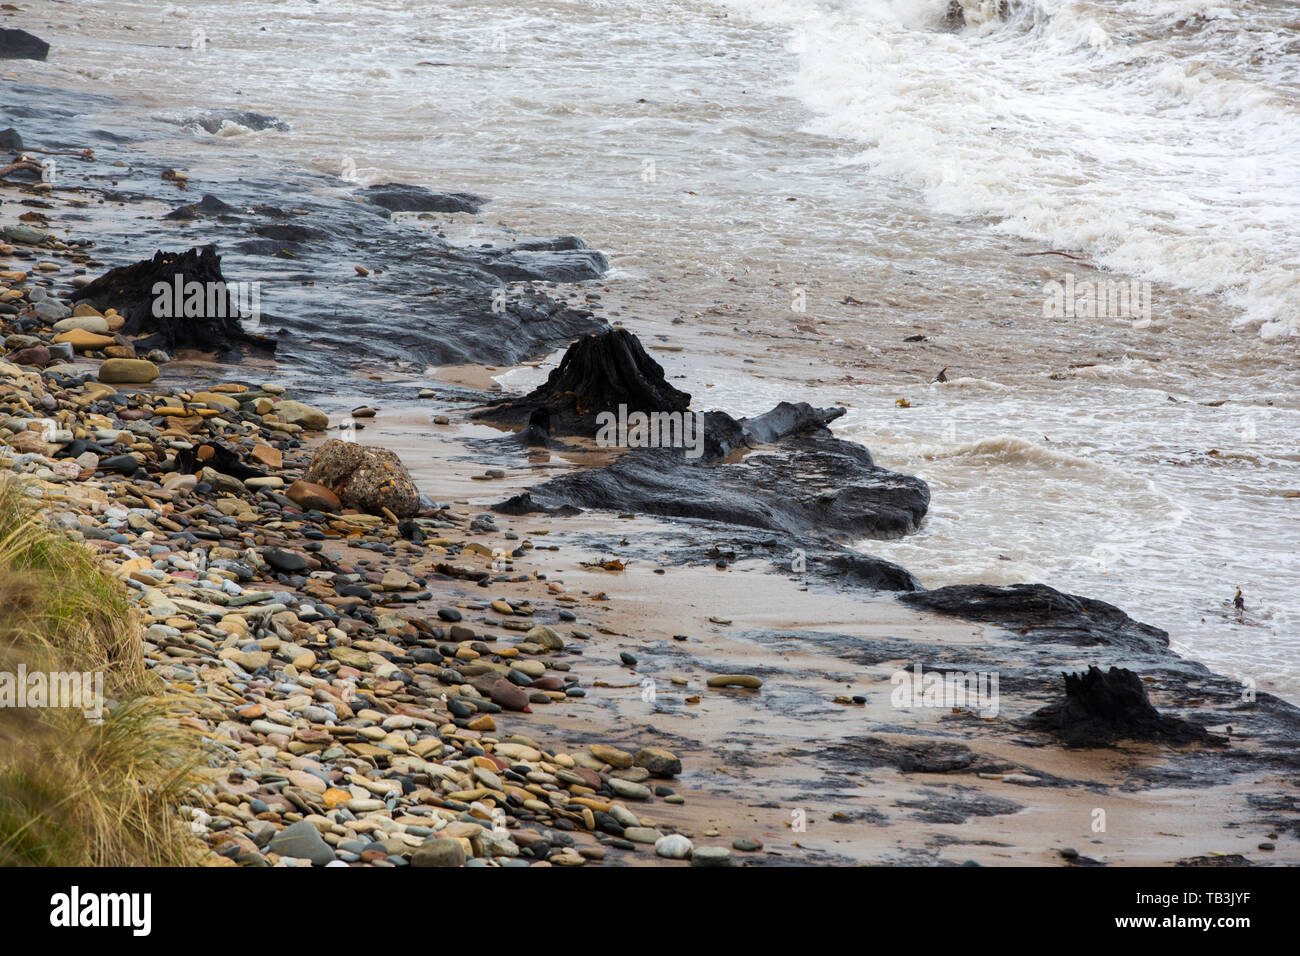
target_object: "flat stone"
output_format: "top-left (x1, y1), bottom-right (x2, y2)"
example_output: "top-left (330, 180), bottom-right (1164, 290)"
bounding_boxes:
top-left (54, 329), bottom-right (115, 352)
top-left (706, 674), bottom-right (762, 689)
top-left (411, 837), bottom-right (466, 868)
top-left (52, 315), bottom-right (109, 334)
top-left (250, 444), bottom-right (283, 469)
top-left (691, 846), bottom-right (734, 867)
top-left (267, 820), bottom-right (336, 866)
top-left (608, 777), bottom-right (651, 801)
top-left (589, 743), bottom-right (634, 769)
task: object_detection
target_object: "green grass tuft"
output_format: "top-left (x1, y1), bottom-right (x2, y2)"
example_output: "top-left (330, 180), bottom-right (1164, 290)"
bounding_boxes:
top-left (0, 477), bottom-right (205, 866)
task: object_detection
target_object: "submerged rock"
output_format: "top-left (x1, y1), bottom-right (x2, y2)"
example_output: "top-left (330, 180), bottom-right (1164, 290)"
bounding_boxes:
top-left (359, 182), bottom-right (485, 215)
top-left (178, 109), bottom-right (290, 134)
top-left (163, 194), bottom-right (237, 221)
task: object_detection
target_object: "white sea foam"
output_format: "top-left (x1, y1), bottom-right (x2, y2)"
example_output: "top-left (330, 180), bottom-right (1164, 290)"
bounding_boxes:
top-left (714, 0), bottom-right (1300, 337)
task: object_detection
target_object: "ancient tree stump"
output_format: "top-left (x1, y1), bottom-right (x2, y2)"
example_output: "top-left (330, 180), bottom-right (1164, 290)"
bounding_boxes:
top-left (474, 328), bottom-right (691, 432)
top-left (1026, 665), bottom-right (1218, 746)
top-left (70, 245), bottom-right (276, 356)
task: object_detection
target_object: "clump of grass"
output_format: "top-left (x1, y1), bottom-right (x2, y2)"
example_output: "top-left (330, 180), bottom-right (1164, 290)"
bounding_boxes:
top-left (0, 477), bottom-right (205, 866)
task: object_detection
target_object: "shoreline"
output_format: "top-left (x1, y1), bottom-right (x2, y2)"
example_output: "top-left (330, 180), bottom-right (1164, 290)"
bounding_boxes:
top-left (3, 79), bottom-right (1300, 867)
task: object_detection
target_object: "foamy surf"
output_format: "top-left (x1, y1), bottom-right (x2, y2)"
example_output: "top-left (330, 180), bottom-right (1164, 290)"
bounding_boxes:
top-left (713, 0), bottom-right (1300, 337)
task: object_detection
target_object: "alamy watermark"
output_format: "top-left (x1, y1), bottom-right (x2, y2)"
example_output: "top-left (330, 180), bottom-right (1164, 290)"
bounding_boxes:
top-left (49, 886), bottom-right (150, 936)
top-left (890, 662), bottom-right (999, 718)
top-left (595, 404), bottom-right (706, 459)
top-left (0, 665), bottom-right (104, 721)
top-left (1042, 274), bottom-right (1151, 325)
top-left (152, 273), bottom-right (262, 328)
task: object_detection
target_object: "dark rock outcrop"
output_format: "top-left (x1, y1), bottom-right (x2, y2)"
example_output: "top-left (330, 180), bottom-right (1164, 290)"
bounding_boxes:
top-left (0, 29), bottom-right (50, 61)
top-left (163, 193), bottom-right (236, 221)
top-left (488, 329), bottom-right (929, 542)
top-left (495, 439), bottom-right (928, 540)
top-left (177, 110), bottom-right (289, 134)
top-left (473, 236), bottom-right (608, 284)
top-left (359, 182), bottom-right (484, 215)
top-left (900, 583), bottom-right (1169, 654)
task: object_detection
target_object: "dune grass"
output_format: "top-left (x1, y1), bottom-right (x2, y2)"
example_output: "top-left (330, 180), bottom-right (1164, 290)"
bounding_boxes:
top-left (0, 476), bottom-right (204, 866)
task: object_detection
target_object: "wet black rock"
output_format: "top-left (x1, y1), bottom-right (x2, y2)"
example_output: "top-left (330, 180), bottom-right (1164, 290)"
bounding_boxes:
top-left (178, 110), bottom-right (290, 134)
top-left (486, 329), bottom-right (928, 541)
top-left (822, 736), bottom-right (999, 774)
top-left (896, 786), bottom-right (1023, 824)
top-left (99, 454), bottom-right (142, 474)
top-left (474, 236), bottom-right (608, 284)
top-left (495, 434), bottom-right (928, 542)
top-left (262, 548), bottom-right (309, 574)
top-left (900, 583), bottom-right (1169, 654)
top-left (1175, 854), bottom-right (1256, 867)
top-left (822, 552), bottom-right (922, 592)
top-left (251, 222), bottom-right (329, 244)
top-left (359, 182), bottom-right (485, 215)
top-left (1025, 665), bottom-right (1222, 747)
top-left (0, 29), bottom-right (49, 61)
top-left (0, 127), bottom-right (22, 150)
top-left (164, 194), bottom-right (237, 221)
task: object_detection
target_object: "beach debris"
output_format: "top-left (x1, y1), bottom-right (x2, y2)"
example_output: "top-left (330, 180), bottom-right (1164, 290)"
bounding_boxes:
top-left (303, 439), bottom-right (421, 518)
